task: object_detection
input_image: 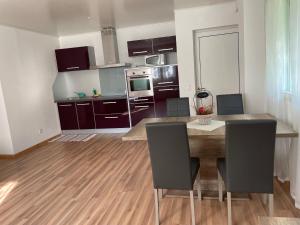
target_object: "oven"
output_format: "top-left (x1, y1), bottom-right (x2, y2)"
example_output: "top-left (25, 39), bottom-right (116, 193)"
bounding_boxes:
top-left (126, 67), bottom-right (154, 98)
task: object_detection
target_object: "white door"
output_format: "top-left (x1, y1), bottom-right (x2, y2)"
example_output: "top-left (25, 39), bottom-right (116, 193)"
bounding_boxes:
top-left (195, 27), bottom-right (240, 111)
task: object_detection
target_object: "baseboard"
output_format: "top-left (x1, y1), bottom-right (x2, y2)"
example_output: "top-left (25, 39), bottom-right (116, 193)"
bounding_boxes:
top-left (0, 134), bottom-right (61, 160)
top-left (62, 128), bottom-right (131, 135)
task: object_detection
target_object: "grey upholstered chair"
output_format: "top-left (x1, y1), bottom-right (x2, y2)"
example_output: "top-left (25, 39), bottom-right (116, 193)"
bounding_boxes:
top-left (217, 120), bottom-right (277, 225)
top-left (216, 94), bottom-right (244, 115)
top-left (166, 97), bottom-right (190, 117)
top-left (146, 122), bottom-right (201, 225)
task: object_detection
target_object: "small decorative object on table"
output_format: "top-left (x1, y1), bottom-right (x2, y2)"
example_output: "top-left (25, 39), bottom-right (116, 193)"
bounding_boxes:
top-left (92, 88), bottom-right (101, 97)
top-left (75, 92), bottom-right (87, 98)
top-left (193, 88), bottom-right (214, 125)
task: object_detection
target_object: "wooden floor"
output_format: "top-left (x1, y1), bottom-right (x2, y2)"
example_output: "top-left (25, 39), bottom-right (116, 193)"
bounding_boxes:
top-left (0, 134), bottom-right (299, 225)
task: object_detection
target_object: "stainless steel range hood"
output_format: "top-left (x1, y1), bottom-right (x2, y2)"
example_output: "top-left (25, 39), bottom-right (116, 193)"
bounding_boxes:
top-left (97, 27), bottom-right (131, 69)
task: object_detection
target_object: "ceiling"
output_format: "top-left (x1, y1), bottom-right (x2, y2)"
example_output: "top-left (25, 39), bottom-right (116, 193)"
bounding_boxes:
top-left (0, 0), bottom-right (234, 36)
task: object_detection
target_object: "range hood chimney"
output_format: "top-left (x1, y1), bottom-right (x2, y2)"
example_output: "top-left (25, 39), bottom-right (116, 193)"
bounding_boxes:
top-left (98, 27), bottom-right (130, 69)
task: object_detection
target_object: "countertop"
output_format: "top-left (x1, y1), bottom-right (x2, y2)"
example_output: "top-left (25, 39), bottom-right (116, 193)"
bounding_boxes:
top-left (55, 95), bottom-right (128, 103)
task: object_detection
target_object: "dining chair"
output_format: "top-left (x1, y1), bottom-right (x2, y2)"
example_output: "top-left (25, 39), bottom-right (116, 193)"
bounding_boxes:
top-left (146, 122), bottom-right (201, 225)
top-left (217, 120), bottom-right (277, 225)
top-left (216, 94), bottom-right (244, 115)
top-left (166, 97), bottom-right (191, 117)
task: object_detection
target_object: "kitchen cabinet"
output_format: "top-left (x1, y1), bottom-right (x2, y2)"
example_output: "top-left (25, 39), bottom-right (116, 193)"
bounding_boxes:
top-left (93, 99), bottom-right (128, 114)
top-left (95, 114), bottom-right (130, 129)
top-left (154, 86), bottom-right (180, 117)
top-left (127, 36), bottom-right (177, 57)
top-left (152, 65), bottom-right (179, 87)
top-left (57, 102), bottom-right (79, 130)
top-left (153, 36), bottom-right (177, 54)
top-left (55, 46), bottom-right (96, 72)
top-left (75, 101), bottom-right (95, 129)
top-left (127, 39), bottom-right (153, 57)
top-left (129, 97), bottom-right (155, 126)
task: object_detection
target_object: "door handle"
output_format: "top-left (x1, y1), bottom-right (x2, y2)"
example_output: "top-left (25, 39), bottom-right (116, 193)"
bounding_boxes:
top-left (66, 66), bottom-right (80, 70)
top-left (135, 106), bottom-right (150, 109)
top-left (76, 103), bottom-right (90, 106)
top-left (158, 48), bottom-right (174, 52)
top-left (103, 102), bottom-right (117, 104)
top-left (104, 116), bottom-right (119, 119)
top-left (134, 99), bottom-right (149, 102)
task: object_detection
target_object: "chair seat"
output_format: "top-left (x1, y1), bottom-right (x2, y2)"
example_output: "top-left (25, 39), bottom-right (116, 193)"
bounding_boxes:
top-left (191, 157), bottom-right (200, 183)
top-left (217, 158), bottom-right (226, 183)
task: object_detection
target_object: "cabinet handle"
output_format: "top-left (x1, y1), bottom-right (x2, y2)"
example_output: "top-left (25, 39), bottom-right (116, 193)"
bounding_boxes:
top-left (59, 104), bottom-right (72, 107)
top-left (104, 116), bottom-right (119, 119)
top-left (158, 48), bottom-right (174, 52)
top-left (66, 66), bottom-right (80, 70)
top-left (76, 103), bottom-right (90, 106)
top-left (157, 81), bottom-right (174, 85)
top-left (134, 99), bottom-right (149, 102)
top-left (132, 50), bottom-right (148, 55)
top-left (103, 102), bottom-right (117, 104)
top-left (158, 88), bottom-right (175, 92)
top-left (135, 106), bottom-right (150, 109)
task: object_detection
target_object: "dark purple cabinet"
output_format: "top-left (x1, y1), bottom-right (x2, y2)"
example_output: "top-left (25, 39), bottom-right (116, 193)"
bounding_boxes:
top-left (93, 99), bottom-right (128, 114)
top-left (57, 102), bottom-right (79, 130)
top-left (153, 65), bottom-right (179, 87)
top-left (75, 101), bottom-right (95, 129)
top-left (154, 86), bottom-right (180, 118)
top-left (129, 97), bottom-right (155, 126)
top-left (95, 114), bottom-right (130, 129)
top-left (153, 36), bottom-right (177, 54)
top-left (127, 39), bottom-right (153, 57)
top-left (55, 46), bottom-right (96, 72)
top-left (127, 36), bottom-right (177, 57)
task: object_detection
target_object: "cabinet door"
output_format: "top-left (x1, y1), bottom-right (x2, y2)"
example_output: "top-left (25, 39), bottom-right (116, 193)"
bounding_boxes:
top-left (57, 103), bottom-right (79, 130)
top-left (75, 101), bottom-right (95, 129)
top-left (152, 65), bottom-right (179, 87)
top-left (130, 103), bottom-right (155, 126)
top-left (55, 47), bottom-right (95, 72)
top-left (95, 114), bottom-right (130, 129)
top-left (153, 36), bottom-right (177, 54)
top-left (154, 86), bottom-right (180, 117)
top-left (127, 39), bottom-right (153, 57)
top-left (93, 99), bottom-right (128, 114)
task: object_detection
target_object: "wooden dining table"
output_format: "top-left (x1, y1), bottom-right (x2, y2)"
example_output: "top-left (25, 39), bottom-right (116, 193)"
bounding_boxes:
top-left (122, 114), bottom-right (298, 198)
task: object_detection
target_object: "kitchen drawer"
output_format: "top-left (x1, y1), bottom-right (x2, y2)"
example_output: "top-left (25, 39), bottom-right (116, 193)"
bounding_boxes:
top-left (153, 36), bottom-right (177, 54)
top-left (154, 86), bottom-right (180, 100)
top-left (130, 103), bottom-right (155, 126)
top-left (153, 65), bottom-right (179, 87)
top-left (93, 99), bottom-right (128, 114)
top-left (129, 96), bottom-right (154, 104)
top-left (95, 114), bottom-right (130, 129)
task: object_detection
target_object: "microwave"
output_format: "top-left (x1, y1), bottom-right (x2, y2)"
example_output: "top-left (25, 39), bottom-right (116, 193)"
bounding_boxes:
top-left (145, 54), bottom-right (166, 66)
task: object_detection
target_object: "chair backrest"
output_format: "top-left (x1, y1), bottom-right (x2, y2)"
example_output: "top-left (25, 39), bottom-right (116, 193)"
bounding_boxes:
top-left (217, 94), bottom-right (244, 115)
top-left (225, 120), bottom-right (277, 193)
top-left (166, 98), bottom-right (190, 117)
top-left (146, 122), bottom-right (194, 190)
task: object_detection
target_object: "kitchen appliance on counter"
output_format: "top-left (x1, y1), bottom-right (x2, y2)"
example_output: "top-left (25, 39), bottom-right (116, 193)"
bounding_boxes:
top-left (126, 67), bottom-right (154, 98)
top-left (145, 54), bottom-right (166, 66)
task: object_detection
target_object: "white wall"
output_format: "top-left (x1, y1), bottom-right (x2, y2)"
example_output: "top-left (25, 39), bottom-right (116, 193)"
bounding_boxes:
top-left (0, 81), bottom-right (14, 155)
top-left (240, 0), bottom-right (266, 113)
top-left (174, 2), bottom-right (240, 114)
top-left (0, 25), bottom-right (61, 154)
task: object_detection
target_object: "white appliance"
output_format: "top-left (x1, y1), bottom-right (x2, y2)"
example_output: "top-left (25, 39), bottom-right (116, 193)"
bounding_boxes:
top-left (126, 67), bottom-right (154, 98)
top-left (145, 54), bottom-right (166, 66)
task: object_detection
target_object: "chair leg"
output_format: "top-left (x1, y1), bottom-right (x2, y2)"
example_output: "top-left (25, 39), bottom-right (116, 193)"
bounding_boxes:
top-left (227, 192), bottom-right (232, 225)
top-left (268, 194), bottom-right (274, 217)
top-left (154, 189), bottom-right (160, 225)
top-left (190, 190), bottom-right (196, 225)
top-left (218, 171), bottom-right (223, 202)
top-left (196, 170), bottom-right (202, 200)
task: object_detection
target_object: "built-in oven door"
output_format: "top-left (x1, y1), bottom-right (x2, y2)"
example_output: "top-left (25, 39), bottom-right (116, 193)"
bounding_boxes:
top-left (127, 75), bottom-right (154, 98)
